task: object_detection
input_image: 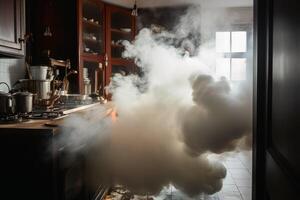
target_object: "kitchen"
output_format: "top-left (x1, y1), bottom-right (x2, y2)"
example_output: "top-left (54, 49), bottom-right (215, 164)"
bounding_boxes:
top-left (0, 0), bottom-right (299, 200)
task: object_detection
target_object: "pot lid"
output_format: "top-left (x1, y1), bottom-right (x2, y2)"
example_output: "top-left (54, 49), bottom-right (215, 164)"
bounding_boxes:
top-left (0, 91), bottom-right (11, 97)
top-left (13, 91), bottom-right (33, 96)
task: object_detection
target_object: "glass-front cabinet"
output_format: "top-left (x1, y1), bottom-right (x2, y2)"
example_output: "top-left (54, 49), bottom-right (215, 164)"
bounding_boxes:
top-left (78, 1), bottom-right (136, 95)
top-left (81, 0), bottom-right (104, 56)
top-left (78, 0), bottom-right (105, 94)
top-left (110, 9), bottom-right (133, 59)
top-left (105, 5), bottom-right (136, 87)
top-left (80, 58), bottom-right (104, 96)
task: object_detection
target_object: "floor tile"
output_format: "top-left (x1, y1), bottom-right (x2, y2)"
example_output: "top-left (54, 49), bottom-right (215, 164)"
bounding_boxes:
top-left (238, 186), bottom-right (251, 200)
top-left (106, 151), bottom-right (252, 200)
top-left (229, 169), bottom-right (251, 179)
top-left (223, 174), bottom-right (235, 185)
top-left (234, 178), bottom-right (252, 187)
top-left (221, 193), bottom-right (243, 200)
top-left (224, 161), bottom-right (246, 169)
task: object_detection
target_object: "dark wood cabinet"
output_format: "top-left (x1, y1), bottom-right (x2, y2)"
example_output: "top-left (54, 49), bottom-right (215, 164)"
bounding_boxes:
top-left (77, 0), bottom-right (106, 95)
top-left (0, 0), bottom-right (25, 57)
top-left (77, 1), bottom-right (136, 95)
top-left (0, 128), bottom-right (98, 200)
top-left (105, 4), bottom-right (136, 87)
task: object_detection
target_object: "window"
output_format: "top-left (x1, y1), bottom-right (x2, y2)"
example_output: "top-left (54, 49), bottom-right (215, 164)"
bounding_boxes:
top-left (215, 31), bottom-right (248, 81)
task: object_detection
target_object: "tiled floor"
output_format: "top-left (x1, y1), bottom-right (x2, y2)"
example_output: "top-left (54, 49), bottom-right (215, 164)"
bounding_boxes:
top-left (155, 151), bottom-right (252, 200)
top-left (106, 151), bottom-right (252, 200)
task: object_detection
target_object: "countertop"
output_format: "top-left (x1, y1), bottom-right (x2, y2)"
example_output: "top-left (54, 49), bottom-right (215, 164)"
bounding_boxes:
top-left (0, 102), bottom-right (114, 131)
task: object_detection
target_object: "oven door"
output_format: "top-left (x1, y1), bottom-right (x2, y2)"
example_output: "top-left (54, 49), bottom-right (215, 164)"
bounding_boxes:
top-left (58, 147), bottom-right (87, 200)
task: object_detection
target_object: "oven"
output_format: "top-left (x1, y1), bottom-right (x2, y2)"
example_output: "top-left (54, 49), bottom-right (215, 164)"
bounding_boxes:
top-left (57, 146), bottom-right (86, 200)
top-left (55, 137), bottom-right (108, 200)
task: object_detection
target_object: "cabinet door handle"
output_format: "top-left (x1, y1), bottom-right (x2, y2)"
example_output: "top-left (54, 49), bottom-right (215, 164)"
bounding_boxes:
top-left (18, 38), bottom-right (26, 43)
top-left (18, 33), bottom-right (32, 43)
top-left (104, 54), bottom-right (109, 67)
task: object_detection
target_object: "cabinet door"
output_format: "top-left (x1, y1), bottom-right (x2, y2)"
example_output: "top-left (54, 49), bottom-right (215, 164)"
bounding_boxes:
top-left (0, 0), bottom-right (25, 57)
top-left (79, 0), bottom-right (105, 56)
top-left (105, 5), bottom-right (136, 86)
top-left (80, 58), bottom-right (105, 96)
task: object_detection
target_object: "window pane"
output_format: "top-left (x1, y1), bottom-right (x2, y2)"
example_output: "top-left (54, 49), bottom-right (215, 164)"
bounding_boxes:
top-left (232, 31), bottom-right (247, 52)
top-left (231, 58), bottom-right (247, 81)
top-left (216, 58), bottom-right (231, 79)
top-left (216, 32), bottom-right (230, 53)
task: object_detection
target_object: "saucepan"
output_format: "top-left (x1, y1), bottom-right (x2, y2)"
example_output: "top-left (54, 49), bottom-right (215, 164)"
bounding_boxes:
top-left (12, 91), bottom-right (33, 114)
top-left (0, 82), bottom-right (14, 115)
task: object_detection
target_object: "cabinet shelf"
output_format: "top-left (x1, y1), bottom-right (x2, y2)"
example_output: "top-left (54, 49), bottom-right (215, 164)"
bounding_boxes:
top-left (111, 44), bottom-right (124, 48)
top-left (111, 28), bottom-right (131, 35)
top-left (83, 37), bottom-right (101, 44)
top-left (82, 52), bottom-right (100, 57)
top-left (82, 19), bottom-right (102, 28)
top-left (111, 58), bottom-right (134, 65)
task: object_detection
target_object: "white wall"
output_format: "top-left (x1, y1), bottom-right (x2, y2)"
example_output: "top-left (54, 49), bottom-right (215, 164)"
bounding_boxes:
top-left (0, 59), bottom-right (25, 91)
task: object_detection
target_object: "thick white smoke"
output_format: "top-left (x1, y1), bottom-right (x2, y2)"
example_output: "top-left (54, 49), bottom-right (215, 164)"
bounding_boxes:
top-left (61, 5), bottom-right (252, 197)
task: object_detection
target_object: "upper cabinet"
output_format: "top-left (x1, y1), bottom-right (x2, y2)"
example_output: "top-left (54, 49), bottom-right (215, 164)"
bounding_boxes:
top-left (28, 0), bottom-right (136, 95)
top-left (80, 0), bottom-right (105, 56)
top-left (0, 0), bottom-right (25, 57)
top-left (77, 2), bottom-right (136, 95)
top-left (78, 0), bottom-right (106, 95)
top-left (105, 5), bottom-right (136, 84)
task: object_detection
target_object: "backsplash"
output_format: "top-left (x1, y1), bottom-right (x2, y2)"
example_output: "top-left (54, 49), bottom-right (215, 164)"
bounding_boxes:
top-left (0, 58), bottom-right (25, 91)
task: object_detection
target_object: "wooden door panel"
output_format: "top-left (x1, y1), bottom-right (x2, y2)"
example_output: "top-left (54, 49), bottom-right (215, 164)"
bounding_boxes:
top-left (0, 0), bottom-right (22, 49)
top-left (258, 0), bottom-right (300, 199)
top-left (0, 0), bottom-right (15, 42)
top-left (105, 4), bottom-right (136, 87)
top-left (0, 0), bottom-right (24, 56)
top-left (271, 0), bottom-right (300, 178)
top-left (266, 153), bottom-right (297, 200)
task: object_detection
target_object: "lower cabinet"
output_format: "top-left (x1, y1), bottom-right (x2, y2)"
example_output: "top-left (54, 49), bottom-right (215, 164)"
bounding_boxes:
top-left (0, 128), bottom-right (107, 200)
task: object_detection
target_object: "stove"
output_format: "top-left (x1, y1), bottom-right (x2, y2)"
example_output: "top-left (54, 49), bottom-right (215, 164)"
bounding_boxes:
top-left (0, 101), bottom-right (99, 124)
top-left (29, 110), bottom-right (64, 119)
top-left (0, 115), bottom-right (27, 124)
top-left (0, 109), bottom-right (65, 124)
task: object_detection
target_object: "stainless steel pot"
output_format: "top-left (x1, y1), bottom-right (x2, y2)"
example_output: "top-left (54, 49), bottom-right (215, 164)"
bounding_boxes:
top-left (0, 82), bottom-right (14, 115)
top-left (28, 80), bottom-right (52, 101)
top-left (0, 91), bottom-right (14, 115)
top-left (13, 92), bottom-right (33, 114)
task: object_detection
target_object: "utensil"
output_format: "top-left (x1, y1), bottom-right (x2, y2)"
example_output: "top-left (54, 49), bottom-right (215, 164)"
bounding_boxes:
top-left (13, 91), bottom-right (33, 114)
top-left (26, 62), bottom-right (32, 80)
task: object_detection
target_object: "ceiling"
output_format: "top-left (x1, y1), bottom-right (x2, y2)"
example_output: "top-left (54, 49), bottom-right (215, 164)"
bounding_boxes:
top-left (102, 0), bottom-right (253, 8)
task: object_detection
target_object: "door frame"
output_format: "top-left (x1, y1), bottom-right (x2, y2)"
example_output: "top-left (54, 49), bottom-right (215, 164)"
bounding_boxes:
top-left (253, 0), bottom-right (268, 199)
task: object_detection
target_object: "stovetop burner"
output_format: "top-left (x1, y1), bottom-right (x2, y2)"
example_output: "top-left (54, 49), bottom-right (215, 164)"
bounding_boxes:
top-left (0, 115), bottom-right (30, 124)
top-left (29, 111), bottom-right (64, 119)
top-left (0, 110), bottom-right (65, 124)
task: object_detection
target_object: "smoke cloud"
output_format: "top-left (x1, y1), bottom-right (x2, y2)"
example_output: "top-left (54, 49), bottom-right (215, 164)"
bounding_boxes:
top-left (61, 5), bottom-right (252, 197)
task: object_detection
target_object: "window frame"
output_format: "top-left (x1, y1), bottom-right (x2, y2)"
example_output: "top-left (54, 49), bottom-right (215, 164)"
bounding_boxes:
top-left (215, 24), bottom-right (253, 81)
